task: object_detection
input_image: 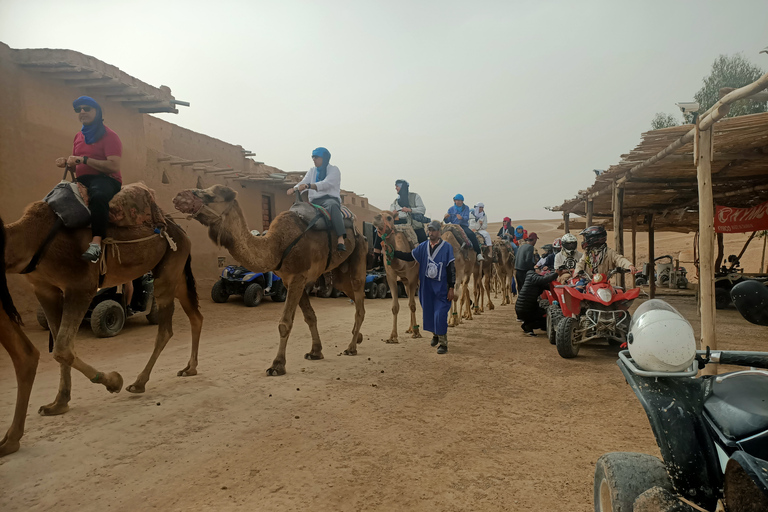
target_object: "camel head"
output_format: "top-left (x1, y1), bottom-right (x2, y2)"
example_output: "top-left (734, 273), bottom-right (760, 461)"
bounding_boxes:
top-left (372, 211), bottom-right (398, 237)
top-left (173, 185), bottom-right (237, 226)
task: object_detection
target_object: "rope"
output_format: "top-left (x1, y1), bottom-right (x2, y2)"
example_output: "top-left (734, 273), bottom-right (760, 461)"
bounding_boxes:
top-left (380, 232), bottom-right (395, 266)
top-left (99, 230), bottom-right (176, 275)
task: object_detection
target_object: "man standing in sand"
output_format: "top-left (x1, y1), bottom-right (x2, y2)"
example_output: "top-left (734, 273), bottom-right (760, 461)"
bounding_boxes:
top-left (392, 221), bottom-right (455, 354)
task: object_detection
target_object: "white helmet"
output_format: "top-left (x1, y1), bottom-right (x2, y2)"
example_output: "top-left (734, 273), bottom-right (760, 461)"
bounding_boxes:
top-left (561, 233), bottom-right (578, 256)
top-left (628, 300), bottom-right (696, 372)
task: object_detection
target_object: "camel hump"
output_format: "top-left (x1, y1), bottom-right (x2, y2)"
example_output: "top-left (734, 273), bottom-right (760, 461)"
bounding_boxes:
top-left (442, 224), bottom-right (471, 246)
top-left (393, 224), bottom-right (418, 250)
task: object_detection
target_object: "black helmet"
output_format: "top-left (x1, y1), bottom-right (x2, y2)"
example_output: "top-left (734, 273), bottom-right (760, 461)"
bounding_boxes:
top-left (580, 226), bottom-right (607, 249)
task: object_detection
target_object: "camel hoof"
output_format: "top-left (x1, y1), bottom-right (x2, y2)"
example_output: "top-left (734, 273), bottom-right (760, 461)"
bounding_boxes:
top-left (411, 332), bottom-right (422, 339)
top-left (104, 372), bottom-right (123, 394)
top-left (266, 366), bottom-right (286, 376)
top-left (385, 339), bottom-right (399, 344)
top-left (126, 383), bottom-right (146, 393)
top-left (343, 349), bottom-right (357, 356)
top-left (405, 327), bottom-right (413, 334)
top-left (304, 352), bottom-right (324, 360)
top-left (38, 403), bottom-right (69, 416)
top-left (488, 304), bottom-right (495, 310)
top-left (0, 439), bottom-right (21, 457)
top-left (177, 368), bottom-right (198, 377)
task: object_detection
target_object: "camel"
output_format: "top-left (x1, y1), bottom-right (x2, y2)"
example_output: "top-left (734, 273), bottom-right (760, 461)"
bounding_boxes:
top-left (371, 211), bottom-right (421, 343)
top-left (0, 217), bottom-right (40, 456)
top-left (440, 224), bottom-right (476, 326)
top-left (4, 199), bottom-right (203, 416)
top-left (472, 243), bottom-right (495, 314)
top-left (492, 240), bottom-right (516, 306)
top-left (173, 185), bottom-right (367, 376)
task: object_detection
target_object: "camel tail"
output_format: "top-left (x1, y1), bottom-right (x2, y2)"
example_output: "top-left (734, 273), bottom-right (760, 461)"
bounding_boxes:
top-left (0, 217), bottom-right (22, 325)
top-left (183, 255), bottom-right (200, 311)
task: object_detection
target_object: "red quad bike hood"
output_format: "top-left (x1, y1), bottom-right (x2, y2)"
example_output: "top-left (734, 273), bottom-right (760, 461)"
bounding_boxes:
top-left (555, 273), bottom-right (640, 318)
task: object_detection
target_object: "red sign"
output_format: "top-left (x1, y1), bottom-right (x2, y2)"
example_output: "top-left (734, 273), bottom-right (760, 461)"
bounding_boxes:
top-left (715, 200), bottom-right (768, 233)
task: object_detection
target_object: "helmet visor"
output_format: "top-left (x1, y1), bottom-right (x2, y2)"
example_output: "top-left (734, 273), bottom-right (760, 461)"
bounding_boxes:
top-left (563, 241), bottom-right (577, 251)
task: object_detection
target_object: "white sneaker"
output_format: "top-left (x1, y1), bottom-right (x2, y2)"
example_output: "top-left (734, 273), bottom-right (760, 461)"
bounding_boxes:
top-left (477, 254), bottom-right (484, 262)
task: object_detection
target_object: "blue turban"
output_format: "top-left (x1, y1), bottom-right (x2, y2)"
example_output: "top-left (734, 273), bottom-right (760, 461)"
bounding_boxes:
top-left (311, 147), bottom-right (331, 181)
top-left (72, 96), bottom-right (106, 144)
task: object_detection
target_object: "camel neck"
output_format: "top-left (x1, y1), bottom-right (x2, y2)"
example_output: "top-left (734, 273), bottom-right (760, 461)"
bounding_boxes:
top-left (207, 202), bottom-right (281, 272)
top-left (4, 202), bottom-right (57, 273)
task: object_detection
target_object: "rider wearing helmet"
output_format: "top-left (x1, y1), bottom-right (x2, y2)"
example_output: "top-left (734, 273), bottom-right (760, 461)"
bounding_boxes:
top-left (535, 243), bottom-right (555, 270)
top-left (444, 194), bottom-right (484, 261)
top-left (552, 238), bottom-right (562, 254)
top-left (554, 233), bottom-right (583, 271)
top-left (574, 226), bottom-right (635, 276)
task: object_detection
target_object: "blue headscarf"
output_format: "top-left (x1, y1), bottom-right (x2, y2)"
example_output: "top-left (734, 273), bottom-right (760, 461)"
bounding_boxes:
top-left (72, 96), bottom-right (106, 144)
top-left (311, 147), bottom-right (331, 182)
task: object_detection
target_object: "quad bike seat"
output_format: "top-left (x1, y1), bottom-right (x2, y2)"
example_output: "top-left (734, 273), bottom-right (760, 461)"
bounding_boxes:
top-left (704, 373), bottom-right (768, 440)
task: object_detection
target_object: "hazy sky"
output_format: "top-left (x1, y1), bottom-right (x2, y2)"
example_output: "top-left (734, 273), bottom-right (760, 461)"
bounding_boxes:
top-left (2, 1), bottom-right (767, 221)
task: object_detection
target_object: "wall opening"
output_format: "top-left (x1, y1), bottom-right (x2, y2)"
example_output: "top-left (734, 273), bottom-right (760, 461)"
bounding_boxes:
top-left (262, 194), bottom-right (273, 231)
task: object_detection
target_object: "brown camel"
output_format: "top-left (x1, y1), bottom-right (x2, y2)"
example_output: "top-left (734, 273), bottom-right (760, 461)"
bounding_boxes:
top-left (472, 243), bottom-right (495, 314)
top-left (492, 240), bottom-right (516, 306)
top-left (371, 211), bottom-right (421, 343)
top-left (173, 185), bottom-right (367, 376)
top-left (0, 217), bottom-right (40, 456)
top-left (4, 200), bottom-right (203, 416)
top-left (440, 224), bottom-right (476, 326)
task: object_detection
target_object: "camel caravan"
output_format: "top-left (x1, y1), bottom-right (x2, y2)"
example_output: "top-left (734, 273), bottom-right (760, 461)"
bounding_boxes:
top-left (1, 132), bottom-right (517, 456)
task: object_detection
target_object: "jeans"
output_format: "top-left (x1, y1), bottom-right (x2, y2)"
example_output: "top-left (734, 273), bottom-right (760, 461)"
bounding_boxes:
top-left (312, 195), bottom-right (345, 238)
top-left (77, 174), bottom-right (121, 238)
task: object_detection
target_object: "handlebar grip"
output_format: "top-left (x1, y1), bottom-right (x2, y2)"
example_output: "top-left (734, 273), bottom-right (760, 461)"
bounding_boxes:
top-left (715, 351), bottom-right (768, 370)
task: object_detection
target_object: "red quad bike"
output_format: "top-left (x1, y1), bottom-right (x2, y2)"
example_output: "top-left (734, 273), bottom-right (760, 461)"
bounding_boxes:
top-left (553, 268), bottom-right (640, 359)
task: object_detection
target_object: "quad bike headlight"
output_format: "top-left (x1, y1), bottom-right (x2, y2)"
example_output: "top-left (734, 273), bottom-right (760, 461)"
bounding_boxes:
top-left (596, 288), bottom-right (613, 302)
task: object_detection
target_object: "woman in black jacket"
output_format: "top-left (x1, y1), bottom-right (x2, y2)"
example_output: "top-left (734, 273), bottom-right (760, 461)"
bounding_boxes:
top-left (515, 268), bottom-right (563, 335)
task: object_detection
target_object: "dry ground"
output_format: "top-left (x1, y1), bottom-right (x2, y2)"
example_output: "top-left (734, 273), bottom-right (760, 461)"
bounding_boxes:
top-left (1, 281), bottom-right (764, 511)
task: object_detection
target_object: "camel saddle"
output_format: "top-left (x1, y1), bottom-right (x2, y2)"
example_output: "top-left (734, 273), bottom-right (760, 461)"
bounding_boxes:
top-left (443, 224), bottom-right (476, 249)
top-left (289, 202), bottom-right (355, 231)
top-left (394, 224), bottom-right (419, 249)
top-left (45, 181), bottom-right (166, 230)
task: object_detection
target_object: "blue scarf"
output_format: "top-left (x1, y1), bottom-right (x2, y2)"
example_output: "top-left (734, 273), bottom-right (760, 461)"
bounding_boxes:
top-left (311, 147), bottom-right (331, 182)
top-left (73, 96), bottom-right (106, 144)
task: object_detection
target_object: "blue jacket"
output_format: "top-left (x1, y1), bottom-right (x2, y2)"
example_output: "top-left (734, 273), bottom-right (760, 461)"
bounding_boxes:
top-left (446, 204), bottom-right (470, 227)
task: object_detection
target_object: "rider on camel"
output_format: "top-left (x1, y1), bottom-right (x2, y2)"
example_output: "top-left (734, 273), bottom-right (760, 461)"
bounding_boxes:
top-left (470, 203), bottom-right (492, 247)
top-left (444, 194), bottom-right (484, 261)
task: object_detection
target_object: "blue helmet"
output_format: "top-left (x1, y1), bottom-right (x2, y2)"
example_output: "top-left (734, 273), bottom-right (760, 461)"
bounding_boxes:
top-left (453, 194), bottom-right (464, 201)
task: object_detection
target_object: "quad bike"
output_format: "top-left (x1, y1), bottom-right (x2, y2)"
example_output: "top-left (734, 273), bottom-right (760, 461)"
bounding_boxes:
top-left (211, 265), bottom-right (287, 306)
top-left (634, 255), bottom-right (688, 289)
top-left (37, 272), bottom-right (158, 338)
top-left (552, 268), bottom-right (640, 358)
top-left (594, 298), bottom-right (768, 512)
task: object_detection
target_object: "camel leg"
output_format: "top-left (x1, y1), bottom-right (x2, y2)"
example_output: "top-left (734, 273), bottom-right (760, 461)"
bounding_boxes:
top-left (385, 269), bottom-right (400, 344)
top-left (408, 280), bottom-right (421, 339)
top-left (485, 268), bottom-right (495, 311)
top-left (462, 274), bottom-right (474, 320)
top-left (0, 315), bottom-right (39, 457)
top-left (267, 278), bottom-right (307, 376)
top-left (175, 276), bottom-right (204, 378)
top-left (40, 293), bottom-right (122, 416)
top-left (300, 290), bottom-right (324, 360)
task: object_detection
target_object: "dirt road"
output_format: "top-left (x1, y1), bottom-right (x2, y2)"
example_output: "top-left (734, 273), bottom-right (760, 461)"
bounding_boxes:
top-left (1, 291), bottom-right (763, 511)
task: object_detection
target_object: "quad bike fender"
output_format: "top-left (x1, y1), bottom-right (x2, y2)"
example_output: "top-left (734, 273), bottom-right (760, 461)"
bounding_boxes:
top-left (559, 286), bottom-right (583, 318)
top-left (618, 287), bottom-right (640, 301)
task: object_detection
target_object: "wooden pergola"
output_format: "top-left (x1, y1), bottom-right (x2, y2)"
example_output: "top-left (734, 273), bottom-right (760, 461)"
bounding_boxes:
top-left (551, 75), bottom-right (768, 356)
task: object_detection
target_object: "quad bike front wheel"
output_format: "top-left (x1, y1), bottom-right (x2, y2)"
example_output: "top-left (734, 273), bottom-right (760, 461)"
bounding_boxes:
top-left (270, 282), bottom-right (287, 302)
top-left (593, 452), bottom-right (673, 512)
top-left (211, 280), bottom-right (230, 304)
top-left (547, 305), bottom-right (563, 345)
top-left (91, 300), bottom-right (126, 338)
top-left (244, 283), bottom-right (264, 307)
top-left (556, 317), bottom-right (580, 358)
top-left (377, 282), bottom-right (388, 299)
top-left (366, 284), bottom-right (378, 300)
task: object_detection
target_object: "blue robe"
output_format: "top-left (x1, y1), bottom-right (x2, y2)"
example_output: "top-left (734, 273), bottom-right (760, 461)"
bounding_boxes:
top-left (412, 240), bottom-right (455, 335)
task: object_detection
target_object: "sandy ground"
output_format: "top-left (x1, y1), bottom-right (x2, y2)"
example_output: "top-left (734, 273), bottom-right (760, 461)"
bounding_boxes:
top-left (1, 279), bottom-right (765, 511)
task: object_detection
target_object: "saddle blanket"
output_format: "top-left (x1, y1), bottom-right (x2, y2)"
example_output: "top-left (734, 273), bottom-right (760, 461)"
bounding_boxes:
top-left (289, 202), bottom-right (355, 231)
top-left (79, 182), bottom-right (167, 228)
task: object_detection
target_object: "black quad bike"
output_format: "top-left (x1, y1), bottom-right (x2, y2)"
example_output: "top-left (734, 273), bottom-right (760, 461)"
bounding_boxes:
top-left (37, 272), bottom-right (158, 338)
top-left (594, 289), bottom-right (768, 511)
top-left (212, 265), bottom-right (288, 307)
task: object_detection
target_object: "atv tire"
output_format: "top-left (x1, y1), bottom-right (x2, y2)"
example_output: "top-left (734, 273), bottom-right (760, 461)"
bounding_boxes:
top-left (270, 282), bottom-right (287, 302)
top-left (316, 278), bottom-right (333, 298)
top-left (211, 280), bottom-right (230, 304)
top-left (90, 300), bottom-right (126, 338)
top-left (377, 282), bottom-right (388, 299)
top-left (244, 283), bottom-right (264, 307)
top-left (146, 297), bottom-right (159, 325)
top-left (715, 288), bottom-right (731, 310)
top-left (593, 452), bottom-right (673, 512)
top-left (547, 305), bottom-right (563, 345)
top-left (366, 285), bottom-right (378, 300)
top-left (556, 316), bottom-right (580, 358)
top-left (37, 305), bottom-right (50, 331)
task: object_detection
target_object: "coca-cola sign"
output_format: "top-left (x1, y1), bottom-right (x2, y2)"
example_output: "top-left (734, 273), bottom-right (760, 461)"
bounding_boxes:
top-left (715, 200), bottom-right (768, 233)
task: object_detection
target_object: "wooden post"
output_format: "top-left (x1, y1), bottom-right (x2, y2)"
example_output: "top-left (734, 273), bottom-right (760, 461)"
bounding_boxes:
top-left (697, 126), bottom-right (717, 358)
top-left (631, 216), bottom-right (637, 267)
top-left (563, 211), bottom-right (570, 233)
top-left (715, 233), bottom-right (724, 273)
top-left (613, 182), bottom-right (625, 288)
top-left (647, 213), bottom-right (655, 299)
top-left (586, 200), bottom-right (594, 227)
top-left (761, 234), bottom-right (767, 273)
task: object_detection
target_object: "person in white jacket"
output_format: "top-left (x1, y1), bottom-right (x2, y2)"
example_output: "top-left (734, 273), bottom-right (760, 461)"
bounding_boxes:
top-left (287, 147), bottom-right (347, 251)
top-left (470, 203), bottom-right (491, 246)
top-left (389, 179), bottom-right (428, 243)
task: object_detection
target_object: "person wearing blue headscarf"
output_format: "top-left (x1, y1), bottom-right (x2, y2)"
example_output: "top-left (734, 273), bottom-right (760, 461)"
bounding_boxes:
top-left (287, 147), bottom-right (347, 251)
top-left (55, 96), bottom-right (123, 263)
top-left (443, 194), bottom-right (484, 261)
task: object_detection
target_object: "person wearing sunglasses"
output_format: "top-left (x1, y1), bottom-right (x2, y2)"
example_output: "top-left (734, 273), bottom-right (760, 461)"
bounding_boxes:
top-left (55, 96), bottom-right (123, 262)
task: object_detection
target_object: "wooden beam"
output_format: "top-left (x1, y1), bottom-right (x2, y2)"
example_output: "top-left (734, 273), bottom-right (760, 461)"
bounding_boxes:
top-left (204, 168), bottom-right (239, 174)
top-left (563, 211), bottom-right (570, 233)
top-left (169, 159), bottom-right (214, 166)
top-left (613, 182), bottom-right (625, 287)
top-left (647, 213), bottom-right (655, 299)
top-left (697, 125), bottom-right (717, 359)
top-left (586, 200), bottom-right (593, 227)
top-left (631, 216), bottom-right (637, 267)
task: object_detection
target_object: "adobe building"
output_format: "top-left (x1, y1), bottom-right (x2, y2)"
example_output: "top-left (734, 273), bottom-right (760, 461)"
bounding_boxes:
top-left (0, 43), bottom-right (381, 315)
